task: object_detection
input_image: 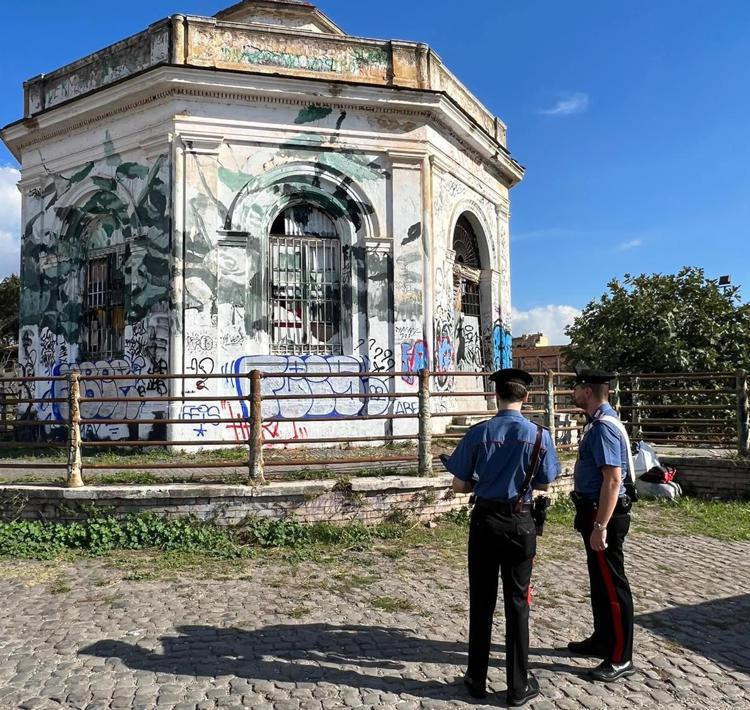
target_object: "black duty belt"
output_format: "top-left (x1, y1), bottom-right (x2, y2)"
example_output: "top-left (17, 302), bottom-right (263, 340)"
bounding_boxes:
top-left (571, 492), bottom-right (631, 512)
top-left (474, 497), bottom-right (531, 514)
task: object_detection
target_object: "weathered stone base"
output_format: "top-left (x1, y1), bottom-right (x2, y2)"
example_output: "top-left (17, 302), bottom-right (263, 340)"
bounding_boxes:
top-left (660, 454), bottom-right (750, 499)
top-left (0, 468), bottom-right (575, 526)
top-left (0, 476), bottom-right (468, 526)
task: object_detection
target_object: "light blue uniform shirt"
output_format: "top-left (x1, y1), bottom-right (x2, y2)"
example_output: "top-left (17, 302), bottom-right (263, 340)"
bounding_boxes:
top-left (444, 410), bottom-right (559, 502)
top-left (574, 403), bottom-right (628, 499)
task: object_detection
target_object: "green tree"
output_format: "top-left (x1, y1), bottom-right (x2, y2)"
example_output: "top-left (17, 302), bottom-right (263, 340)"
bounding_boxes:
top-left (0, 274), bottom-right (19, 348)
top-left (565, 267), bottom-right (750, 373)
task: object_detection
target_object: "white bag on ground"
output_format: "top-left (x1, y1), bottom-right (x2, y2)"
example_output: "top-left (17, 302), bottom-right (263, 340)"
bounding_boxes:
top-left (632, 441), bottom-right (682, 500)
top-left (633, 441), bottom-right (660, 478)
top-left (635, 478), bottom-right (682, 500)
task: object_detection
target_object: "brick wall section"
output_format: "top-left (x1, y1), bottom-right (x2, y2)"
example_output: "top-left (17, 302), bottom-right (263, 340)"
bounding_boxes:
top-left (660, 455), bottom-right (750, 500)
top-left (0, 466), bottom-right (575, 526)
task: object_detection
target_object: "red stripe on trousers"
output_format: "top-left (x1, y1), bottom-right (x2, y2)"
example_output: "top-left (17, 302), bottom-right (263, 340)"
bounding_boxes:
top-left (595, 549), bottom-right (624, 663)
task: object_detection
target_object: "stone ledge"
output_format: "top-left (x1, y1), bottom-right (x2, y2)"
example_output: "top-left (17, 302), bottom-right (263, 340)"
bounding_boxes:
top-left (0, 474), bottom-right (454, 501)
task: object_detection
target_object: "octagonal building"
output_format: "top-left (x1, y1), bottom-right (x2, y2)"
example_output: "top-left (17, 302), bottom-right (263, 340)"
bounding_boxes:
top-left (1, 0), bottom-right (523, 444)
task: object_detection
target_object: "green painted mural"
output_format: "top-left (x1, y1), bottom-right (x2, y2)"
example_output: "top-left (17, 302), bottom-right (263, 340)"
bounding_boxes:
top-left (19, 133), bottom-right (171, 367)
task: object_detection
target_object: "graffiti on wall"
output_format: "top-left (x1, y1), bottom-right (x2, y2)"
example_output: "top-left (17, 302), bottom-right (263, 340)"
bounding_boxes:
top-left (189, 24), bottom-right (389, 81)
top-left (227, 355), bottom-right (390, 421)
top-left (400, 340), bottom-right (429, 385)
top-left (491, 318), bottom-right (513, 370)
top-left (19, 134), bottom-right (170, 375)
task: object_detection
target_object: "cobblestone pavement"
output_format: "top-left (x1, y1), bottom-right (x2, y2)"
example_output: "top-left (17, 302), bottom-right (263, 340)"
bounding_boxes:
top-left (0, 526), bottom-right (748, 710)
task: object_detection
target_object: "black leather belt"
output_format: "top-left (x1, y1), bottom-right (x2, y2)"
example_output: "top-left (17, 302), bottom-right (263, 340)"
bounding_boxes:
top-left (571, 492), bottom-right (631, 512)
top-left (474, 498), bottom-right (531, 514)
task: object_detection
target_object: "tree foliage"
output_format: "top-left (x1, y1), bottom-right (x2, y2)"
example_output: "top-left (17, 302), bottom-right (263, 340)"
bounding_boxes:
top-left (565, 267), bottom-right (750, 373)
top-left (0, 274), bottom-right (19, 348)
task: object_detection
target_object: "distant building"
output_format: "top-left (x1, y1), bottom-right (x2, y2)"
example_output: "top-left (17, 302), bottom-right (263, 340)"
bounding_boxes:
top-left (512, 333), bottom-right (570, 372)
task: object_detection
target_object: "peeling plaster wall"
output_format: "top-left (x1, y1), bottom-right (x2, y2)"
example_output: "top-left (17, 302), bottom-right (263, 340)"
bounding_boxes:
top-left (12, 89), bottom-right (515, 447)
top-left (16, 125), bottom-right (172, 441)
top-left (172, 100), bottom-right (426, 444)
top-left (428, 127), bottom-right (513, 372)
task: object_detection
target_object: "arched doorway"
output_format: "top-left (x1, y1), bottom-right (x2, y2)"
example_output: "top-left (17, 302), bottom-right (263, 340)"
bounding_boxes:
top-left (269, 205), bottom-right (342, 355)
top-left (452, 215), bottom-right (484, 372)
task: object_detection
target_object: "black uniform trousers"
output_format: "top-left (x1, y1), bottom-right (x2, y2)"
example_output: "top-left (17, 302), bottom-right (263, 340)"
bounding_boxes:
top-left (575, 501), bottom-right (634, 664)
top-left (467, 505), bottom-right (536, 694)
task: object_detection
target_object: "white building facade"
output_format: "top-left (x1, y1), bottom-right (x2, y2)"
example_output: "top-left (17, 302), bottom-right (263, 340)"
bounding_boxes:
top-left (1, 0), bottom-right (523, 445)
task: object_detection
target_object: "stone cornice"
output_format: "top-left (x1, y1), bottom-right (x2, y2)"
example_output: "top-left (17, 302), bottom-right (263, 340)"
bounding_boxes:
top-left (3, 67), bottom-right (523, 186)
top-left (9, 12), bottom-right (512, 155)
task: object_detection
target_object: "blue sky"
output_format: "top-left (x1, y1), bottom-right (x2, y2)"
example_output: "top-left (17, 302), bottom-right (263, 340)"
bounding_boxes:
top-left (1, 0), bottom-right (749, 341)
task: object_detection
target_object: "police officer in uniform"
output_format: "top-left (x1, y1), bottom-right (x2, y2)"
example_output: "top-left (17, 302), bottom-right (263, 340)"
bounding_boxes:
top-left (568, 370), bottom-right (636, 682)
top-left (444, 368), bottom-right (559, 706)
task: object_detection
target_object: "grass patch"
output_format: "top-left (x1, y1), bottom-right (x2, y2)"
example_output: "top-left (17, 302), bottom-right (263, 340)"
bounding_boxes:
top-left (370, 595), bottom-right (415, 613)
top-left (48, 578), bottom-right (72, 594)
top-left (110, 550), bottom-right (253, 582)
top-left (0, 513), bottom-right (245, 560)
top-left (547, 496), bottom-right (576, 527)
top-left (287, 606), bottom-right (311, 619)
top-left (632, 497), bottom-right (750, 541)
top-left (329, 571), bottom-right (380, 595)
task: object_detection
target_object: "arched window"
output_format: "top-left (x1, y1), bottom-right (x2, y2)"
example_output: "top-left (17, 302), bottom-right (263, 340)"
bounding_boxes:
top-left (270, 205), bottom-right (342, 354)
top-left (83, 219), bottom-right (125, 359)
top-left (452, 215), bottom-right (481, 318)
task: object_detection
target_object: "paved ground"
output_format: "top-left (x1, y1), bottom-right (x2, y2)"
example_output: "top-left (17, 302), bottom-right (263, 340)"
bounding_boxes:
top-left (0, 523), bottom-right (748, 710)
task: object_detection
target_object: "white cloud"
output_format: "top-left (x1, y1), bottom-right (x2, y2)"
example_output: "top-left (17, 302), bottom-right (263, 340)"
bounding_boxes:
top-left (512, 304), bottom-right (581, 345)
top-left (538, 92), bottom-right (590, 116)
top-left (0, 166), bottom-right (21, 278)
top-left (511, 226), bottom-right (578, 243)
top-left (616, 238), bottom-right (643, 251)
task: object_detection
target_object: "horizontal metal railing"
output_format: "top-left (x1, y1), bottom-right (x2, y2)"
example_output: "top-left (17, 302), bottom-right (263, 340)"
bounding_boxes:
top-left (0, 368), bottom-right (747, 487)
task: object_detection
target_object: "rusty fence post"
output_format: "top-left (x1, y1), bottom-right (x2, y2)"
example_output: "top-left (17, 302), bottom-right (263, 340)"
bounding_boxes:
top-left (418, 368), bottom-right (433, 477)
top-left (247, 370), bottom-right (266, 485)
top-left (631, 376), bottom-right (642, 441)
top-left (66, 372), bottom-right (84, 488)
top-left (544, 370), bottom-right (556, 444)
top-left (737, 370), bottom-right (749, 457)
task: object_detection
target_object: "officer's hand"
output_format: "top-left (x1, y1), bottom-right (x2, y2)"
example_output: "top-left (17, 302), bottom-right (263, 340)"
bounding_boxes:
top-left (590, 528), bottom-right (608, 551)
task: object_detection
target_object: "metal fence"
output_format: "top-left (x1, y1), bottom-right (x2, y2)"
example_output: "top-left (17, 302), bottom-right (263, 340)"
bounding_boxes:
top-left (0, 369), bottom-right (748, 488)
top-left (535, 370), bottom-right (749, 453)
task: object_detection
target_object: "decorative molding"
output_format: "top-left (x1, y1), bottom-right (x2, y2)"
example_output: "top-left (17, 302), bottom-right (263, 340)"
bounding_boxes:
top-left (217, 230), bottom-right (251, 247)
top-left (139, 133), bottom-right (173, 161)
top-left (181, 134), bottom-right (224, 156)
top-left (8, 74), bottom-right (520, 183)
top-left (11, 85), bottom-right (431, 155)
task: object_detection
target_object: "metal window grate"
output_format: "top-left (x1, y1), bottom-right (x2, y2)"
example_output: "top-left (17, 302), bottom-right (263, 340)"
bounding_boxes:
top-left (270, 234), bottom-right (342, 355)
top-left (461, 280), bottom-right (481, 318)
top-left (86, 252), bottom-right (125, 358)
top-left (452, 215), bottom-right (481, 269)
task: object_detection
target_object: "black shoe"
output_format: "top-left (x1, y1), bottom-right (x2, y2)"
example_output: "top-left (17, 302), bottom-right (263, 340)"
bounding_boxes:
top-left (567, 636), bottom-right (608, 658)
top-left (589, 659), bottom-right (636, 682)
top-left (462, 674), bottom-right (487, 699)
top-left (507, 674), bottom-right (540, 707)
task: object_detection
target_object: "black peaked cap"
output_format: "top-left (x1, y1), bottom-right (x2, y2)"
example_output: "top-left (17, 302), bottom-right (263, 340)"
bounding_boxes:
top-left (488, 368), bottom-right (534, 386)
top-left (574, 369), bottom-right (614, 385)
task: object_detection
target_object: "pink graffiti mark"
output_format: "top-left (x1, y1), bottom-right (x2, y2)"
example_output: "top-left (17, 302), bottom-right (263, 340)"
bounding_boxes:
top-left (262, 420), bottom-right (309, 447)
top-left (400, 340), bottom-right (429, 385)
top-left (222, 401), bottom-right (251, 443)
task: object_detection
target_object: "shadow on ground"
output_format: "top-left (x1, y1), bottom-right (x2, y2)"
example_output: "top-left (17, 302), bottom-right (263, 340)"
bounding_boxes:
top-left (80, 623), bottom-right (584, 707)
top-left (636, 593), bottom-right (750, 672)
